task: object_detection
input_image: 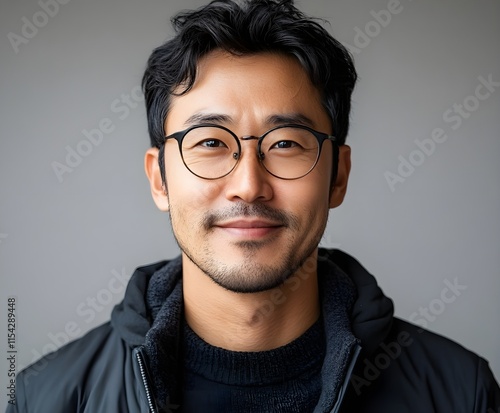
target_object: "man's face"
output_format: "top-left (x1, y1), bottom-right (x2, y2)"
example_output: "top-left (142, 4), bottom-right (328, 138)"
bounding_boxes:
top-left (148, 51), bottom-right (349, 293)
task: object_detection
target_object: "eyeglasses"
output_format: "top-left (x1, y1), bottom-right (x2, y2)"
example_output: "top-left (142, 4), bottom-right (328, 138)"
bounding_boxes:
top-left (163, 123), bottom-right (337, 180)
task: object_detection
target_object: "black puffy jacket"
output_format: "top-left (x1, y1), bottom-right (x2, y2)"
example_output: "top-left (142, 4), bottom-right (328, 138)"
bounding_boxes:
top-left (6, 249), bottom-right (500, 412)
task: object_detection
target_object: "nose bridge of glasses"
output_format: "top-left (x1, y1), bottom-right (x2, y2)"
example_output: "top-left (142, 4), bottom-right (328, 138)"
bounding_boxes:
top-left (235, 135), bottom-right (265, 161)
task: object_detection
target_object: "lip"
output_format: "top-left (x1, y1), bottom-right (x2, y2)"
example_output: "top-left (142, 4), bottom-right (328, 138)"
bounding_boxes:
top-left (217, 219), bottom-right (283, 229)
top-left (215, 219), bottom-right (284, 238)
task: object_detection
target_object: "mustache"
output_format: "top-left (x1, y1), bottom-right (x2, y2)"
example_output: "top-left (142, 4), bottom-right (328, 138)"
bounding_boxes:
top-left (202, 203), bottom-right (299, 230)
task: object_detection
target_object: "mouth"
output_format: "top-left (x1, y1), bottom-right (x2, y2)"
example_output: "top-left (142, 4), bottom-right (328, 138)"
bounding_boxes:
top-left (214, 219), bottom-right (284, 239)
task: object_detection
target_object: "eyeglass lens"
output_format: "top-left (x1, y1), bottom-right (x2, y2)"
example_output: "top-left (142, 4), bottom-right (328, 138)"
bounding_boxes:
top-left (180, 126), bottom-right (321, 179)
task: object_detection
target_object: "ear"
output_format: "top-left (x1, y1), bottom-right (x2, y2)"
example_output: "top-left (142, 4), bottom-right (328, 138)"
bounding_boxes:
top-left (329, 145), bottom-right (351, 208)
top-left (144, 147), bottom-right (169, 211)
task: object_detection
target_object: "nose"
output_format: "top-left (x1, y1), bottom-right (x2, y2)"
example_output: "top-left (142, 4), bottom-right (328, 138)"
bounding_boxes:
top-left (224, 140), bottom-right (273, 203)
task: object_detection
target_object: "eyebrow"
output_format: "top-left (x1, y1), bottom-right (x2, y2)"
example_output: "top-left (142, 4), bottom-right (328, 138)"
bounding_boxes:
top-left (183, 112), bottom-right (316, 128)
top-left (265, 113), bottom-right (316, 128)
top-left (183, 113), bottom-right (232, 127)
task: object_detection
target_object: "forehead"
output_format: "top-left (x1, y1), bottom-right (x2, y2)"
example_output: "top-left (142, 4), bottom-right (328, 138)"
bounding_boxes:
top-left (165, 50), bottom-right (330, 133)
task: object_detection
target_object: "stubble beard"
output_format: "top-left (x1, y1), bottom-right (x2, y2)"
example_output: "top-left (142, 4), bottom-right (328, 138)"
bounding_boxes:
top-left (169, 202), bottom-right (327, 293)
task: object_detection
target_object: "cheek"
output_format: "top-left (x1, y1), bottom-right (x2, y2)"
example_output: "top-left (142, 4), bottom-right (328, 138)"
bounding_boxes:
top-left (275, 179), bottom-right (330, 220)
top-left (165, 166), bottom-right (223, 218)
top-left (295, 162), bottom-right (332, 204)
top-left (164, 146), bottom-right (215, 205)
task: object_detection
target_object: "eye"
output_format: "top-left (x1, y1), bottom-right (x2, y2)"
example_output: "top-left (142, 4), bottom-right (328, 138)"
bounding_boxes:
top-left (272, 140), bottom-right (299, 149)
top-left (199, 139), bottom-right (228, 148)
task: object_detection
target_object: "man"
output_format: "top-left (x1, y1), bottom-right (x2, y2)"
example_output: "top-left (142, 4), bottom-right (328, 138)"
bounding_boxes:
top-left (7, 0), bottom-right (500, 412)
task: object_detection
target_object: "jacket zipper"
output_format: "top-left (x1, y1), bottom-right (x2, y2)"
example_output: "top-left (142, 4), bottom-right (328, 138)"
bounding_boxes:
top-left (329, 343), bottom-right (362, 413)
top-left (135, 341), bottom-right (360, 413)
top-left (135, 347), bottom-right (158, 413)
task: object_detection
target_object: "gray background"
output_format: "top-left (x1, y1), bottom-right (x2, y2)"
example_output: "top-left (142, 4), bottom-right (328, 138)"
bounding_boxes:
top-left (1, 0), bottom-right (499, 406)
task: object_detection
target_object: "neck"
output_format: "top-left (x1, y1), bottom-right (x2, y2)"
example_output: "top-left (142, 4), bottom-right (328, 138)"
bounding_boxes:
top-left (182, 250), bottom-right (320, 352)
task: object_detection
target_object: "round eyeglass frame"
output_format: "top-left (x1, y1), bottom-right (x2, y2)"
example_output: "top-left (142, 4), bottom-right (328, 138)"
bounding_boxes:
top-left (162, 123), bottom-right (338, 180)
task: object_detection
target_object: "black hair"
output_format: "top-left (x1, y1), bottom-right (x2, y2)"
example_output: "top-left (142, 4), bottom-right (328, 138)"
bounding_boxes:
top-left (142, 0), bottom-right (357, 181)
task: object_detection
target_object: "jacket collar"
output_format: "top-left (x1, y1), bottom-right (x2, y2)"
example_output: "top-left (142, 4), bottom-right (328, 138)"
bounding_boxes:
top-left (111, 249), bottom-right (394, 410)
top-left (111, 249), bottom-right (394, 357)
top-left (319, 249), bottom-right (394, 355)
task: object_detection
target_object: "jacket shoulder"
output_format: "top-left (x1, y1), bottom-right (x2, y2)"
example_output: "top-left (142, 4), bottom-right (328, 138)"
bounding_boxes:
top-left (11, 322), bottom-right (137, 412)
top-left (348, 317), bottom-right (500, 412)
top-left (393, 318), bottom-right (499, 410)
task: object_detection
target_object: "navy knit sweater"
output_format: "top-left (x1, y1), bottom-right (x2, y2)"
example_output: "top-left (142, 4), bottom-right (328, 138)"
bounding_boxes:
top-left (181, 318), bottom-right (325, 412)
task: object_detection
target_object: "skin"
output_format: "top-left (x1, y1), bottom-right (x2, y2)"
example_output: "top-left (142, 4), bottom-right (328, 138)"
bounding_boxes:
top-left (145, 50), bottom-right (351, 351)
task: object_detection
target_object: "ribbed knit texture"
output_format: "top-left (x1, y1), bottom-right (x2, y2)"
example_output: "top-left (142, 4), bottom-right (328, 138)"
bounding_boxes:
top-left (181, 318), bottom-right (325, 412)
